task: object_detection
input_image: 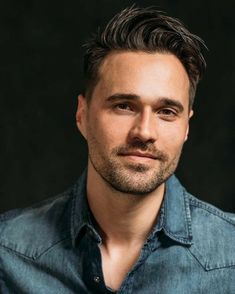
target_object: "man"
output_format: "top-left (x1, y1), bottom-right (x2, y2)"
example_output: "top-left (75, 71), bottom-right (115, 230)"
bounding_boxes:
top-left (0, 6), bottom-right (235, 294)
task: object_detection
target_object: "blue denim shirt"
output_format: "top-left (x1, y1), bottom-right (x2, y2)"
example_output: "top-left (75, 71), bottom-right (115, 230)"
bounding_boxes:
top-left (1, 171), bottom-right (235, 293)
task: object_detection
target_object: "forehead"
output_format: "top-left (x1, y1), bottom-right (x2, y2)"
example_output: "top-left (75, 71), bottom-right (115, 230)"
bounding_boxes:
top-left (93, 51), bottom-right (190, 105)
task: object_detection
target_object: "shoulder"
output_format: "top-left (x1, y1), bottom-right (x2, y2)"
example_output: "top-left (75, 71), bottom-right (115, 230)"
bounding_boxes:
top-left (188, 192), bottom-right (235, 232)
top-left (0, 186), bottom-right (74, 259)
top-left (187, 192), bottom-right (235, 270)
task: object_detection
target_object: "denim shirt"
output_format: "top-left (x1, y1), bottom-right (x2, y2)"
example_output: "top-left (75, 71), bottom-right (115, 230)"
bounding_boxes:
top-left (1, 171), bottom-right (235, 294)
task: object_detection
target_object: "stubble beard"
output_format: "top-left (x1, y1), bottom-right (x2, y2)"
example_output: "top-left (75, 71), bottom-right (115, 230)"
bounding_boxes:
top-left (88, 140), bottom-right (182, 195)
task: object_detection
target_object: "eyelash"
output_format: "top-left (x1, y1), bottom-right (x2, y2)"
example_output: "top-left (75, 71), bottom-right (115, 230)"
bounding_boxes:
top-left (114, 103), bottom-right (133, 111)
top-left (158, 109), bottom-right (177, 116)
top-left (113, 103), bottom-right (178, 119)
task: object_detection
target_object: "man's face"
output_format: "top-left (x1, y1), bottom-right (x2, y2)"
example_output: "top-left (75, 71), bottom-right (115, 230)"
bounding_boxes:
top-left (77, 51), bottom-right (193, 195)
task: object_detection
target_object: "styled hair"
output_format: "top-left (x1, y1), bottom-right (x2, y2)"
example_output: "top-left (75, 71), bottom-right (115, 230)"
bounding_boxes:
top-left (83, 6), bottom-right (207, 108)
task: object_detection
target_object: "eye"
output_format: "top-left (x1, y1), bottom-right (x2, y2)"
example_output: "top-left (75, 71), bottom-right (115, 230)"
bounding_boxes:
top-left (157, 108), bottom-right (178, 120)
top-left (159, 109), bottom-right (175, 115)
top-left (114, 103), bottom-right (133, 111)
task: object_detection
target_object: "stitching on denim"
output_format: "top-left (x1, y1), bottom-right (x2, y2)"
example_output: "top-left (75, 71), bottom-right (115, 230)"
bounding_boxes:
top-left (188, 194), bottom-right (235, 225)
top-left (187, 246), bottom-right (235, 271)
top-left (183, 190), bottom-right (193, 239)
top-left (163, 227), bottom-right (192, 244)
top-left (0, 235), bottom-right (70, 260)
top-left (162, 184), bottom-right (192, 244)
top-left (186, 246), bottom-right (208, 270)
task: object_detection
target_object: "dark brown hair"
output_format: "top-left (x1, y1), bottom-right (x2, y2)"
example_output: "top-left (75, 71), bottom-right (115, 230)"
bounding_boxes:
top-left (83, 6), bottom-right (207, 108)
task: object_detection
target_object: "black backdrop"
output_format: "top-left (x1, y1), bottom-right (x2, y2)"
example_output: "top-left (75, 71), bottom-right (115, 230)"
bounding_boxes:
top-left (0, 0), bottom-right (234, 213)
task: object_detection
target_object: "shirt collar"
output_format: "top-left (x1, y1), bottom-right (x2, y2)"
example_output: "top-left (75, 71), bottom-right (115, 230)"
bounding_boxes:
top-left (160, 174), bottom-right (193, 245)
top-left (71, 171), bottom-right (193, 247)
top-left (70, 169), bottom-right (101, 247)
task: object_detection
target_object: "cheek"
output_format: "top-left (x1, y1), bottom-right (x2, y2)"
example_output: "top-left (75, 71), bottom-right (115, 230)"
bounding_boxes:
top-left (100, 113), bottom-right (131, 139)
top-left (88, 114), bottom-right (130, 150)
top-left (159, 122), bottom-right (188, 151)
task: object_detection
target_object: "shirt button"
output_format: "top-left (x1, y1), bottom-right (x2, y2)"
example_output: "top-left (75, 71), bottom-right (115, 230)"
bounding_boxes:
top-left (94, 276), bottom-right (100, 283)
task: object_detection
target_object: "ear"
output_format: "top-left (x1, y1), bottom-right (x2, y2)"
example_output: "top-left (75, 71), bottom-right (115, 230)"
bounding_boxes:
top-left (76, 94), bottom-right (88, 139)
top-left (184, 109), bottom-right (194, 142)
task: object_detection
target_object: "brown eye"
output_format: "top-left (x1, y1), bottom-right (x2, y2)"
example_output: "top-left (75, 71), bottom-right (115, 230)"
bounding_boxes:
top-left (115, 103), bottom-right (132, 111)
top-left (157, 108), bottom-right (178, 121)
top-left (158, 109), bottom-right (176, 116)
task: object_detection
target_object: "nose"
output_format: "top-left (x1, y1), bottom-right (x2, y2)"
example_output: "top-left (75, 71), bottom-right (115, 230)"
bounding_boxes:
top-left (128, 108), bottom-right (157, 144)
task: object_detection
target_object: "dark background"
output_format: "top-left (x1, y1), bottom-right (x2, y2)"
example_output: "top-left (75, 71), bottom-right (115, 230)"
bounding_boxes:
top-left (0, 0), bottom-right (234, 213)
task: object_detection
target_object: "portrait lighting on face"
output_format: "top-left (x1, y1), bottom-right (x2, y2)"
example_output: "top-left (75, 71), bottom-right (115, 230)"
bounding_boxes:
top-left (0, 4), bottom-right (234, 294)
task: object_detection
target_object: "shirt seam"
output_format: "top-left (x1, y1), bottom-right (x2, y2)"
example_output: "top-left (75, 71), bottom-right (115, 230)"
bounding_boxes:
top-left (0, 235), bottom-right (71, 260)
top-left (188, 195), bottom-right (235, 225)
top-left (187, 246), bottom-right (235, 271)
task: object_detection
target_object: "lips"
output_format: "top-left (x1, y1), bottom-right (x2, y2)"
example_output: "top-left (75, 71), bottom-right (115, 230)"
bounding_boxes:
top-left (119, 151), bottom-right (157, 160)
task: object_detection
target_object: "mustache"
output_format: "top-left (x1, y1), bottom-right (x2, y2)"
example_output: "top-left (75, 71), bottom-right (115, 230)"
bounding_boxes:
top-left (113, 141), bottom-right (169, 162)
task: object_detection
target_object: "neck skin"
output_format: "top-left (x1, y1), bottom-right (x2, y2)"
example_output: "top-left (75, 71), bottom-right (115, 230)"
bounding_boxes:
top-left (86, 160), bottom-right (165, 247)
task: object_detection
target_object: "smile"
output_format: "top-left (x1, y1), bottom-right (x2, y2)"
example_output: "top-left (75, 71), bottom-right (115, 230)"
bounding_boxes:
top-left (119, 152), bottom-right (157, 161)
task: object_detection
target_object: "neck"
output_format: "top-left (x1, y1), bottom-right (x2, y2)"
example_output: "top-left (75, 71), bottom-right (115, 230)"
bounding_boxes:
top-left (86, 162), bottom-right (165, 246)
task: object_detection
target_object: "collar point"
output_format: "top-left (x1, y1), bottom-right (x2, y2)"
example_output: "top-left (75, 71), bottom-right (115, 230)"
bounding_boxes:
top-left (163, 229), bottom-right (193, 246)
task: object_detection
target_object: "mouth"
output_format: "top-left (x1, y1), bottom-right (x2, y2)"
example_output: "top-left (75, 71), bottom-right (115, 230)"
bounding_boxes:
top-left (119, 151), bottom-right (157, 161)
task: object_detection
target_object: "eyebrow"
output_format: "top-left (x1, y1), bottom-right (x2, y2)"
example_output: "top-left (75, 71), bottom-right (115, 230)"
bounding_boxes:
top-left (106, 93), bottom-right (185, 113)
top-left (106, 93), bottom-right (140, 102)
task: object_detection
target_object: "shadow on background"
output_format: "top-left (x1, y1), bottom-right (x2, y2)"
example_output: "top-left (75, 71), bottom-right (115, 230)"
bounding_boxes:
top-left (0, 0), bottom-right (234, 213)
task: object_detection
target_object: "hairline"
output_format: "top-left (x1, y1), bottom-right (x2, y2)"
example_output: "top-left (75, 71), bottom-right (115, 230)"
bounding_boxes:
top-left (85, 49), bottom-right (196, 110)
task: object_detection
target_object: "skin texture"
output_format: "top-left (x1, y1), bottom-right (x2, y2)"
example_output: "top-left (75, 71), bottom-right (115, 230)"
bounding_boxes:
top-left (76, 51), bottom-right (193, 290)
